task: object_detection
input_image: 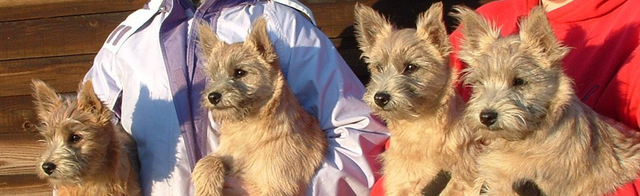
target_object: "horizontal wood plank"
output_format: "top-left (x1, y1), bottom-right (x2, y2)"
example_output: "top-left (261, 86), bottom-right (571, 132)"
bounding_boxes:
top-left (0, 12), bottom-right (129, 61)
top-left (0, 95), bottom-right (39, 134)
top-left (306, 0), bottom-right (375, 38)
top-left (0, 54), bottom-right (94, 97)
top-left (0, 174), bottom-right (51, 196)
top-left (0, 0), bottom-right (146, 22)
top-left (0, 0), bottom-right (483, 62)
top-left (0, 133), bottom-right (44, 176)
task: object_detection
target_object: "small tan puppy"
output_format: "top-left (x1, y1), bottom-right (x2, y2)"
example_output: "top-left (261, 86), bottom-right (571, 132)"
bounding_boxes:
top-left (456, 6), bottom-right (640, 196)
top-left (32, 79), bottom-right (140, 196)
top-left (354, 3), bottom-right (478, 196)
top-left (191, 18), bottom-right (327, 196)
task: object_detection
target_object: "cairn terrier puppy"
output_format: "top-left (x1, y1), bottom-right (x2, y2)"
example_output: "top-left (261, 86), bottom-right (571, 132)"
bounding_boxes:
top-left (32, 79), bottom-right (140, 196)
top-left (355, 3), bottom-right (478, 196)
top-left (456, 6), bottom-right (640, 196)
top-left (191, 18), bottom-right (327, 196)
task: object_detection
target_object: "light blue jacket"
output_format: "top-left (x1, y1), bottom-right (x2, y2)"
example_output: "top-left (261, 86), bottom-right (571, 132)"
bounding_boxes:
top-left (84, 0), bottom-right (389, 195)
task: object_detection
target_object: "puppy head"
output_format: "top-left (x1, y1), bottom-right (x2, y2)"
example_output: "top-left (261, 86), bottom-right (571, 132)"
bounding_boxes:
top-left (455, 6), bottom-right (572, 140)
top-left (199, 17), bottom-right (280, 122)
top-left (32, 80), bottom-right (114, 185)
top-left (355, 3), bottom-right (454, 121)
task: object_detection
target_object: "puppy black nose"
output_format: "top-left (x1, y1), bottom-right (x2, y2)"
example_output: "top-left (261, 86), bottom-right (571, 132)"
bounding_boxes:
top-left (373, 92), bottom-right (391, 107)
top-left (479, 110), bottom-right (498, 126)
top-left (208, 92), bottom-right (222, 105)
top-left (42, 162), bottom-right (56, 175)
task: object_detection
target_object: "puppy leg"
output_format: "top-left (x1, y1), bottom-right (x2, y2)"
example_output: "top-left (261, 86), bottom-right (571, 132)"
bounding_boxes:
top-left (193, 155), bottom-right (226, 196)
top-left (423, 170), bottom-right (453, 196)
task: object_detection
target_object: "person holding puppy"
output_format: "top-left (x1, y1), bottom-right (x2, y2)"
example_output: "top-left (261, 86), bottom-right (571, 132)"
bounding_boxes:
top-left (83, 0), bottom-right (389, 195)
top-left (448, 0), bottom-right (640, 195)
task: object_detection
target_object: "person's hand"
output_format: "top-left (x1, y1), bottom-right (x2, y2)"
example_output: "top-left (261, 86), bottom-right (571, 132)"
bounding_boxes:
top-left (222, 175), bottom-right (252, 196)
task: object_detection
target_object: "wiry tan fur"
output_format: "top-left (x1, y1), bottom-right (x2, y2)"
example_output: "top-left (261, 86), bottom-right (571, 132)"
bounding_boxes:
top-left (32, 79), bottom-right (140, 196)
top-left (455, 6), bottom-right (640, 196)
top-left (354, 3), bottom-right (479, 196)
top-left (191, 17), bottom-right (327, 196)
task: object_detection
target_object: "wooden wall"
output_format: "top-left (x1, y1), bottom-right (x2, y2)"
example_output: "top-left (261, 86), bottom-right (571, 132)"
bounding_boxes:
top-left (0, 0), bottom-right (484, 195)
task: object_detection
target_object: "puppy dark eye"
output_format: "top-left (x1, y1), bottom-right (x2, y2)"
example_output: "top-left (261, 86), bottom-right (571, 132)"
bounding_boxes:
top-left (513, 78), bottom-right (526, 86)
top-left (403, 64), bottom-right (418, 74)
top-left (234, 69), bottom-right (247, 78)
top-left (69, 134), bottom-right (82, 143)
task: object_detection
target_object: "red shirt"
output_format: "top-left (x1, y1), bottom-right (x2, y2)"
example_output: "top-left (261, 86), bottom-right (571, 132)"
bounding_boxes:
top-left (371, 0), bottom-right (640, 195)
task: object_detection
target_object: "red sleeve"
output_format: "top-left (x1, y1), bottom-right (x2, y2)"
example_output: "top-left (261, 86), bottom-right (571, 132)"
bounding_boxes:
top-left (604, 39), bottom-right (640, 196)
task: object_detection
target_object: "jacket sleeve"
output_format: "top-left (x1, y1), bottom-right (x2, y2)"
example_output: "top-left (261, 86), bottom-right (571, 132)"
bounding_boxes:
top-left (83, 48), bottom-right (123, 116)
top-left (264, 4), bottom-right (390, 195)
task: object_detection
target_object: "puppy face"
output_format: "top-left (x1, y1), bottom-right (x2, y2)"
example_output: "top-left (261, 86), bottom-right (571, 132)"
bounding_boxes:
top-left (455, 6), bottom-right (570, 140)
top-left (354, 3), bottom-right (452, 121)
top-left (32, 80), bottom-right (113, 185)
top-left (199, 18), bottom-right (279, 122)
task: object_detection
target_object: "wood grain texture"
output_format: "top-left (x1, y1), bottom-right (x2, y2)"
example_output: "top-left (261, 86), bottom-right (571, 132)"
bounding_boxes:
top-left (0, 133), bottom-right (44, 176)
top-left (0, 0), bottom-right (146, 22)
top-left (0, 0), bottom-right (484, 63)
top-left (0, 174), bottom-right (51, 196)
top-left (0, 0), bottom-right (365, 63)
top-left (305, 0), bottom-right (376, 38)
top-left (0, 54), bottom-right (94, 97)
top-left (0, 12), bottom-right (129, 61)
top-left (0, 95), bottom-right (39, 134)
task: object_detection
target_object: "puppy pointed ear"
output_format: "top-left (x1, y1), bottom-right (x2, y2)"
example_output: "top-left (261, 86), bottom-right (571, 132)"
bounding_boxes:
top-left (452, 5), bottom-right (499, 65)
top-left (416, 2), bottom-right (451, 56)
top-left (245, 17), bottom-right (277, 63)
top-left (519, 6), bottom-right (569, 67)
top-left (32, 79), bottom-right (62, 118)
top-left (77, 80), bottom-right (105, 112)
top-left (354, 3), bottom-right (393, 54)
top-left (77, 80), bottom-right (111, 125)
top-left (197, 20), bottom-right (224, 57)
